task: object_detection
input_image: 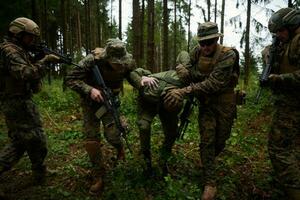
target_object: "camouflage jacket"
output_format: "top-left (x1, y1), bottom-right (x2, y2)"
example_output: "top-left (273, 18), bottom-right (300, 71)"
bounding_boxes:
top-left (186, 44), bottom-right (238, 102)
top-left (130, 68), bottom-right (184, 103)
top-left (65, 52), bottom-right (138, 99)
top-left (271, 27), bottom-right (300, 106)
top-left (0, 38), bottom-right (44, 97)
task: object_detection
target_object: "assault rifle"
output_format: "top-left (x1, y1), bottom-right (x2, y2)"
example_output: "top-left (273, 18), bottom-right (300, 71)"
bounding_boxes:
top-left (255, 36), bottom-right (278, 103)
top-left (32, 42), bottom-right (80, 67)
top-left (177, 96), bottom-right (194, 140)
top-left (92, 65), bottom-right (132, 153)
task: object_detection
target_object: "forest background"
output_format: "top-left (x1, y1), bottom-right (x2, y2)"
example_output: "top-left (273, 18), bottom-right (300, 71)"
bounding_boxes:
top-left (0, 0), bottom-right (299, 199)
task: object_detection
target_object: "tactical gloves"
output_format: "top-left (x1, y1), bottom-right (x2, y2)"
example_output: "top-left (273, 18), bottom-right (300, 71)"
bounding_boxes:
top-left (163, 86), bottom-right (193, 112)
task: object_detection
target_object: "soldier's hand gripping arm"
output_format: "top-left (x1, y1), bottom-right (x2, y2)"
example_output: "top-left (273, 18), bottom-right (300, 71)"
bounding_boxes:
top-left (140, 76), bottom-right (159, 90)
top-left (163, 86), bottom-right (193, 112)
top-left (188, 49), bottom-right (237, 96)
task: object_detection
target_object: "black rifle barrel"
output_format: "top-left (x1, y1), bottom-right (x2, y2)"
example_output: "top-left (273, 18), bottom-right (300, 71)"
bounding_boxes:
top-left (177, 96), bottom-right (194, 140)
top-left (36, 43), bottom-right (81, 68)
top-left (255, 36), bottom-right (278, 103)
top-left (92, 65), bottom-right (132, 153)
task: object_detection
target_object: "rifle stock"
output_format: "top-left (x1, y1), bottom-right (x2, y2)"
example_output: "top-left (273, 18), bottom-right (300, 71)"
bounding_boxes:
top-left (92, 65), bottom-right (132, 154)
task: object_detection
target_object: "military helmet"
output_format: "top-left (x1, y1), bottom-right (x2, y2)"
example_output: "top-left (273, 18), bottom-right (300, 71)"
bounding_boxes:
top-left (9, 17), bottom-right (40, 37)
top-left (268, 8), bottom-right (300, 33)
top-left (197, 22), bottom-right (223, 41)
top-left (104, 38), bottom-right (127, 59)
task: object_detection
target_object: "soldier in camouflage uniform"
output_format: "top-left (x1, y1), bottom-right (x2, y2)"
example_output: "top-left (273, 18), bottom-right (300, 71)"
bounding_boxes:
top-left (129, 51), bottom-right (190, 176)
top-left (0, 18), bottom-right (59, 183)
top-left (165, 22), bottom-right (239, 200)
top-left (64, 38), bottom-right (142, 194)
top-left (265, 8), bottom-right (300, 199)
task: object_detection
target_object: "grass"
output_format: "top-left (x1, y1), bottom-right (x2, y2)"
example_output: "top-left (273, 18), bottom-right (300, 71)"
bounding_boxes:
top-left (0, 78), bottom-right (286, 200)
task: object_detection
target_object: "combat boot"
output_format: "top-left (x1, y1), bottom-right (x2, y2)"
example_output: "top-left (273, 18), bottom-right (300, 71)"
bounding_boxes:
top-left (89, 176), bottom-right (103, 195)
top-left (85, 140), bottom-right (104, 195)
top-left (201, 185), bottom-right (217, 200)
top-left (32, 165), bottom-right (47, 184)
top-left (286, 188), bottom-right (300, 200)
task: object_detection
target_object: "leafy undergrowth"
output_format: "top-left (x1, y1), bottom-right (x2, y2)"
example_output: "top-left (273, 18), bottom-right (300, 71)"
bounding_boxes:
top-left (0, 79), bottom-right (286, 200)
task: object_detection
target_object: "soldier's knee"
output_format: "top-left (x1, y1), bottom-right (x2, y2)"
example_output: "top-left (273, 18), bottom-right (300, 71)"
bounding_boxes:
top-left (104, 123), bottom-right (122, 147)
top-left (137, 119), bottom-right (151, 132)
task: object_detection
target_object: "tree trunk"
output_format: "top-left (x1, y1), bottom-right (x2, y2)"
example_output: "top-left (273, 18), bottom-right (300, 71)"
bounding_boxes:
top-left (96, 0), bottom-right (102, 46)
top-left (220, 0), bottom-right (225, 44)
top-left (214, 0), bottom-right (217, 23)
top-left (119, 0), bottom-right (122, 39)
top-left (140, 0), bottom-right (145, 66)
top-left (207, 0), bottom-right (211, 22)
top-left (31, 0), bottom-right (37, 21)
top-left (77, 11), bottom-right (82, 53)
top-left (110, 0), bottom-right (113, 36)
top-left (84, 0), bottom-right (90, 54)
top-left (187, 0), bottom-right (191, 52)
top-left (244, 0), bottom-right (251, 87)
top-left (147, 0), bottom-right (155, 72)
top-left (173, 0), bottom-right (177, 67)
top-left (67, 0), bottom-right (73, 55)
top-left (132, 0), bottom-right (141, 67)
top-left (162, 0), bottom-right (169, 70)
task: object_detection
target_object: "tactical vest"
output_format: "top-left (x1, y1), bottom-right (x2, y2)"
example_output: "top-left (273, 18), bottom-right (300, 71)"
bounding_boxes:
top-left (193, 44), bottom-right (240, 88)
top-left (141, 70), bottom-right (183, 103)
top-left (278, 27), bottom-right (300, 74)
top-left (0, 41), bottom-right (39, 97)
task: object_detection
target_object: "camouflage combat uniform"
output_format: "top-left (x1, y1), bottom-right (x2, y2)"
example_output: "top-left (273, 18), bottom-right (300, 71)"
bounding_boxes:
top-left (64, 39), bottom-right (138, 193)
top-left (130, 67), bottom-right (185, 170)
top-left (65, 40), bottom-right (136, 149)
top-left (267, 16), bottom-right (300, 192)
top-left (128, 51), bottom-right (191, 173)
top-left (190, 43), bottom-right (238, 186)
top-left (0, 37), bottom-right (47, 175)
top-left (168, 23), bottom-right (239, 189)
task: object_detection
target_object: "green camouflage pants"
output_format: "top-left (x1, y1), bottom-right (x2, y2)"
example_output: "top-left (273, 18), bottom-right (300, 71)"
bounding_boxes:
top-left (268, 102), bottom-right (300, 189)
top-left (0, 98), bottom-right (47, 173)
top-left (198, 102), bottom-right (236, 186)
top-left (137, 97), bottom-right (179, 161)
top-left (81, 100), bottom-right (123, 149)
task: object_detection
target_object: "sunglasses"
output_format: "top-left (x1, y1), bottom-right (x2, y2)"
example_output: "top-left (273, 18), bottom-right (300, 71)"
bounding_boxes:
top-left (199, 38), bottom-right (216, 47)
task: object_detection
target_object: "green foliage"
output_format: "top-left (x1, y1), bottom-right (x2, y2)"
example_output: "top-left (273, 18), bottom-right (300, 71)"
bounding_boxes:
top-left (0, 78), bottom-right (285, 199)
top-left (34, 79), bottom-right (80, 113)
